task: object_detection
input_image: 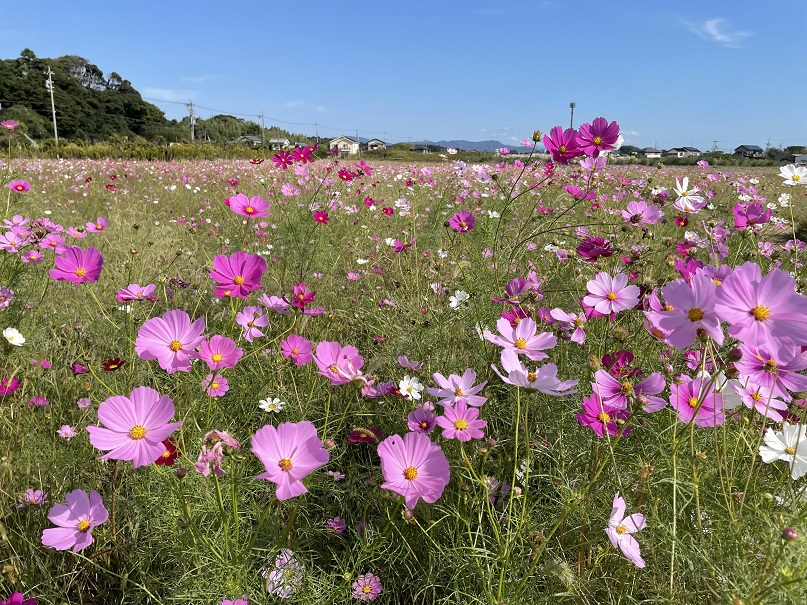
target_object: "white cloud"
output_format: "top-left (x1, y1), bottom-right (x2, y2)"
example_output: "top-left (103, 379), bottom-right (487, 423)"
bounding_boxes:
top-left (283, 100), bottom-right (304, 109)
top-left (684, 17), bottom-right (751, 48)
top-left (180, 75), bottom-right (216, 83)
top-left (142, 87), bottom-right (199, 102)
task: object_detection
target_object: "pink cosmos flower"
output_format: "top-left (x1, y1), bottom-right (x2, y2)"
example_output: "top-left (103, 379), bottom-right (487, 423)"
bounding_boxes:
top-left (0, 285), bottom-right (13, 310)
top-left (734, 381), bottom-right (788, 422)
top-left (221, 597), bottom-right (248, 605)
top-left (543, 126), bottom-right (585, 165)
top-left (483, 317), bottom-right (557, 361)
top-left (272, 151), bottom-right (294, 169)
top-left (199, 335), bottom-right (243, 370)
top-left (259, 293), bottom-right (291, 314)
top-left (593, 369), bottom-right (667, 412)
top-left (605, 492), bottom-right (646, 568)
top-left (733, 203), bottom-right (771, 230)
top-left (235, 306), bottom-right (268, 342)
top-left (49, 246), bottom-right (103, 284)
top-left (669, 376), bottom-right (724, 427)
top-left (407, 406), bottom-right (438, 434)
top-left (576, 117), bottom-right (620, 157)
top-left (436, 401), bottom-right (486, 441)
top-left (377, 431), bottom-right (450, 510)
top-left (57, 425), bottom-right (77, 440)
top-left (577, 392), bottom-right (631, 438)
top-left (135, 309), bottom-right (205, 374)
top-left (202, 373), bottom-right (229, 397)
top-left (582, 272), bottom-right (640, 318)
top-left (227, 193), bottom-right (270, 218)
top-left (397, 355), bottom-right (422, 371)
top-left (491, 350), bottom-right (578, 396)
top-left (209, 251), bottom-right (266, 298)
top-left (646, 275), bottom-right (724, 350)
top-left (8, 180), bottom-right (30, 193)
top-left (622, 201), bottom-right (661, 226)
top-left (39, 233), bottom-right (67, 254)
top-left (714, 262), bottom-right (807, 350)
top-left (427, 368), bottom-right (487, 407)
top-left (252, 421), bottom-right (330, 500)
top-left (549, 309), bottom-right (587, 344)
top-left (0, 376), bottom-right (20, 395)
top-left (1, 120), bottom-right (19, 130)
top-left (447, 210), bottom-right (476, 233)
top-left (17, 488), bottom-right (47, 509)
top-left (116, 283), bottom-right (157, 303)
top-left (734, 343), bottom-right (807, 401)
top-left (576, 237), bottom-right (613, 263)
top-left (41, 489), bottom-right (108, 552)
top-left (280, 334), bottom-right (314, 366)
top-left (352, 573), bottom-right (383, 601)
top-left (2, 593), bottom-right (37, 605)
top-left (87, 386), bottom-right (182, 467)
top-left (85, 217), bottom-right (108, 233)
top-left (290, 282), bottom-right (316, 309)
top-left (313, 341), bottom-right (365, 385)
top-left (195, 430), bottom-right (240, 477)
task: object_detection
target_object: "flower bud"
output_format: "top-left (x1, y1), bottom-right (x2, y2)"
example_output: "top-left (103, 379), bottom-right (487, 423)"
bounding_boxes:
top-left (532, 130), bottom-right (543, 143)
top-left (324, 438), bottom-right (336, 450)
top-left (176, 467), bottom-right (187, 479)
top-left (782, 527), bottom-right (798, 542)
top-left (587, 355), bottom-right (601, 371)
top-left (486, 438), bottom-right (497, 448)
top-left (727, 348), bottom-right (742, 362)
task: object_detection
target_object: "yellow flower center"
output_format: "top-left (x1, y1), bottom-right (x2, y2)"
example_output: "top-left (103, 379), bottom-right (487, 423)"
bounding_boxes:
top-left (75, 268), bottom-right (86, 277)
top-left (621, 382), bottom-right (634, 396)
top-left (574, 318), bottom-right (585, 327)
top-left (606, 292), bottom-right (617, 301)
top-left (96, 224), bottom-right (103, 230)
top-left (454, 387), bottom-right (464, 397)
top-left (129, 425), bottom-right (147, 440)
top-left (593, 136), bottom-right (603, 145)
top-left (751, 392), bottom-right (763, 402)
top-left (420, 421), bottom-right (428, 429)
top-left (211, 353), bottom-right (223, 362)
top-left (763, 359), bottom-right (778, 373)
top-left (681, 190), bottom-right (689, 196)
top-left (615, 524), bottom-right (627, 535)
top-left (245, 206), bottom-right (254, 213)
top-left (785, 446), bottom-right (796, 455)
top-left (162, 449), bottom-right (172, 458)
top-left (278, 458), bottom-right (292, 471)
top-left (688, 308), bottom-right (704, 321)
top-left (459, 221), bottom-right (467, 228)
top-left (558, 145), bottom-right (567, 154)
top-left (363, 585), bottom-right (373, 594)
top-left (403, 466), bottom-right (418, 480)
top-left (169, 340), bottom-right (182, 351)
top-left (234, 276), bottom-right (245, 285)
top-left (527, 371), bottom-right (537, 383)
top-left (598, 412), bottom-right (611, 424)
top-left (454, 418), bottom-right (469, 430)
top-left (687, 397), bottom-right (699, 408)
top-left (211, 382), bottom-right (220, 390)
top-left (665, 304), bottom-right (675, 311)
top-left (292, 348), bottom-right (299, 354)
top-left (77, 520), bottom-right (91, 532)
top-left (793, 175), bottom-right (801, 182)
top-left (713, 279), bottom-right (722, 286)
top-left (514, 338), bottom-right (527, 349)
top-left (751, 306), bottom-right (770, 321)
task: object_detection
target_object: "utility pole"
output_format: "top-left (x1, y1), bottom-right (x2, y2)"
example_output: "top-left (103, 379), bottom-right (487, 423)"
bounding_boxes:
top-left (187, 101), bottom-right (195, 141)
top-left (569, 102), bottom-right (576, 129)
top-left (315, 123), bottom-right (319, 145)
top-left (356, 129), bottom-right (360, 157)
top-left (45, 66), bottom-right (59, 151)
top-left (260, 112), bottom-right (266, 147)
top-left (711, 140), bottom-right (719, 154)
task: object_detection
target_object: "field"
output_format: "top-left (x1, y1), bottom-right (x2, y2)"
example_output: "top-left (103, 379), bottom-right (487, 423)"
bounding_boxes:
top-left (2, 124), bottom-right (807, 604)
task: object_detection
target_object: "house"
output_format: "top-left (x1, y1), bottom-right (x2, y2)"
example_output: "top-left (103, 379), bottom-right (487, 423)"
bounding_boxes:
top-left (664, 147), bottom-right (701, 158)
top-left (640, 147), bottom-right (662, 159)
top-left (329, 136), bottom-right (360, 156)
top-left (268, 138), bottom-right (290, 150)
top-left (795, 154), bottom-right (807, 166)
top-left (232, 135), bottom-right (262, 147)
top-left (734, 145), bottom-right (765, 159)
top-left (682, 146), bottom-right (701, 157)
top-left (363, 138), bottom-right (386, 151)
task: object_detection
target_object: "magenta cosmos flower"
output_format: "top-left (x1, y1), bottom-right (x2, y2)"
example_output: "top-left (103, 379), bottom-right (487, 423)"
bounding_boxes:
top-left (48, 246), bottom-right (103, 284)
top-left (605, 492), bottom-right (646, 568)
top-left (135, 309), bottom-right (205, 374)
top-left (41, 489), bottom-right (108, 552)
top-left (199, 334), bottom-right (243, 370)
top-left (483, 317), bottom-right (557, 361)
top-left (714, 262), bottom-right (807, 350)
top-left (252, 420), bottom-right (330, 500)
top-left (582, 272), bottom-right (640, 318)
top-left (427, 368), bottom-right (487, 407)
top-left (7, 180), bottom-right (30, 193)
top-left (543, 126), bottom-right (585, 165)
top-left (313, 341), bottom-right (365, 385)
top-left (2, 592), bottom-right (37, 605)
top-left (377, 431), bottom-right (450, 510)
top-left (280, 334), bottom-right (314, 366)
top-left (236, 306), bottom-right (268, 342)
top-left (228, 192), bottom-right (270, 218)
top-left (576, 117), bottom-right (620, 157)
top-left (593, 369), bottom-right (667, 412)
top-left (646, 274), bottom-right (724, 350)
top-left (210, 251), bottom-right (266, 298)
top-left (576, 237), bottom-right (613, 263)
top-left (352, 573), bottom-right (383, 601)
top-left (447, 210), bottom-right (476, 233)
top-left (670, 376), bottom-right (724, 427)
top-left (436, 401), bottom-right (486, 441)
top-left (87, 386), bottom-right (182, 467)
top-left (577, 392), bottom-right (631, 438)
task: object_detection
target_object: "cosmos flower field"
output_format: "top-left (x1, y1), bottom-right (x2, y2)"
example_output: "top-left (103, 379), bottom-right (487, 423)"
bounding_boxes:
top-left (2, 115), bottom-right (807, 604)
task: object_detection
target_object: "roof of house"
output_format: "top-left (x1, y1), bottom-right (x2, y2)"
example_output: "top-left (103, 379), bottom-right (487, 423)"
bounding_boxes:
top-left (642, 147), bottom-right (661, 153)
top-left (330, 136), bottom-right (358, 143)
top-left (736, 144), bottom-right (764, 151)
top-left (683, 147), bottom-right (700, 152)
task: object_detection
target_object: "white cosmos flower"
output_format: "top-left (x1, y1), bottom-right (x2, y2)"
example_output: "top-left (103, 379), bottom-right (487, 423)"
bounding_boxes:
top-left (759, 422), bottom-right (807, 480)
top-left (779, 164), bottom-right (807, 186)
top-left (3, 327), bottom-right (25, 346)
top-left (398, 375), bottom-right (424, 400)
top-left (356, 258), bottom-right (369, 265)
top-left (449, 290), bottom-right (469, 309)
top-left (259, 398), bottom-right (286, 413)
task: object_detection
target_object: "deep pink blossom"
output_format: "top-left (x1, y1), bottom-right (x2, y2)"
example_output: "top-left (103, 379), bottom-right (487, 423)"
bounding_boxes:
top-left (87, 386), bottom-right (182, 467)
top-left (280, 334), bottom-right (314, 366)
top-left (49, 246), bottom-right (103, 284)
top-left (41, 489), bottom-right (108, 552)
top-left (436, 401), bottom-right (486, 441)
top-left (447, 210), bottom-right (476, 233)
top-left (593, 369), bottom-right (667, 412)
top-left (209, 251), bottom-right (266, 298)
top-left (670, 376), bottom-right (724, 427)
top-left (733, 203), bottom-right (771, 230)
top-left (377, 431), bottom-right (450, 509)
top-left (252, 421), bottom-right (330, 500)
top-left (199, 335), bottom-right (243, 370)
top-left (543, 126), bottom-right (584, 165)
top-left (577, 392), bottom-right (631, 437)
top-left (227, 193), bottom-right (270, 218)
top-left (577, 237), bottom-right (613, 263)
top-left (576, 117), bottom-right (620, 157)
top-left (135, 309), bottom-right (205, 374)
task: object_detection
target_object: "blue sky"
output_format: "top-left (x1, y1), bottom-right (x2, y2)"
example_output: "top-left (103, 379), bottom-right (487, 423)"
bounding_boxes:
top-left (2, 0), bottom-right (805, 151)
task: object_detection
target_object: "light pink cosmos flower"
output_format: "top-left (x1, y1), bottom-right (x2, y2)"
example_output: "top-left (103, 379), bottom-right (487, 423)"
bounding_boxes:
top-left (377, 431), bottom-right (450, 510)
top-left (116, 283), bottom-right (157, 303)
top-left (252, 421), bottom-right (330, 500)
top-left (209, 251), bottom-right (266, 299)
top-left (734, 381), bottom-right (788, 422)
top-left (195, 430), bottom-right (240, 476)
top-left (397, 355), bottom-right (422, 371)
top-left (714, 262), bottom-right (807, 350)
top-left (264, 549), bottom-right (303, 598)
top-left (672, 177), bottom-right (707, 213)
top-left (17, 488), bottom-right (47, 509)
top-left (549, 309), bottom-right (587, 344)
top-left (352, 573), bottom-right (383, 601)
top-left (235, 306), bottom-right (268, 342)
top-left (48, 246), bottom-right (104, 284)
top-left (259, 293), bottom-right (291, 315)
top-left (135, 309), bottom-right (205, 374)
top-left (202, 373), bottom-right (229, 397)
top-left (87, 386), bottom-right (182, 467)
top-left (622, 201), bottom-right (661, 226)
top-left (227, 193), bottom-right (270, 218)
top-left (491, 350), bottom-right (578, 396)
top-left (313, 341), bottom-right (365, 385)
top-left (85, 217), bottom-right (108, 233)
top-left (605, 492), bottom-right (646, 568)
top-left (436, 401), bottom-right (486, 441)
top-left (669, 376), bottom-right (724, 427)
top-left (582, 272), bottom-right (640, 318)
top-left (645, 275), bottom-right (724, 350)
top-left (280, 334), bottom-right (313, 366)
top-left (57, 425), bottom-right (77, 440)
top-left (41, 489), bottom-right (108, 552)
top-left (199, 334), bottom-right (243, 370)
top-left (427, 368), bottom-right (487, 407)
top-left (734, 343), bottom-right (807, 401)
top-left (483, 317), bottom-right (557, 361)
top-left (592, 369), bottom-right (667, 412)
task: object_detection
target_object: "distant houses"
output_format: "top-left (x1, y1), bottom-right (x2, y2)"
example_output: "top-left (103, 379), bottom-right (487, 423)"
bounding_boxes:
top-left (364, 138), bottom-right (387, 151)
top-left (267, 138), bottom-right (290, 150)
top-left (329, 136), bottom-right (360, 156)
top-left (640, 147), bottom-right (662, 159)
top-left (734, 145), bottom-right (765, 159)
top-left (663, 147), bottom-right (701, 158)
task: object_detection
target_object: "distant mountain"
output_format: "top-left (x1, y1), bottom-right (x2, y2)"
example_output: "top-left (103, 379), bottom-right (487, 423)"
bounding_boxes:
top-left (426, 139), bottom-right (544, 153)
